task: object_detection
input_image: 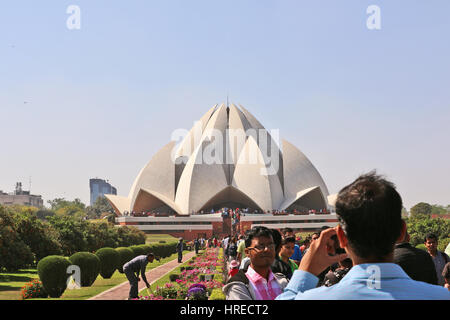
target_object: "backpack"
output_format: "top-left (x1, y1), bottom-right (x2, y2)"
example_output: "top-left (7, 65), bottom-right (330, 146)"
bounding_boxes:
top-left (228, 243), bottom-right (237, 257)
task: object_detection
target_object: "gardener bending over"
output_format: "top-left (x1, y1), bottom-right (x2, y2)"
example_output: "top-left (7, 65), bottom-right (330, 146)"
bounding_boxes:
top-left (123, 253), bottom-right (154, 300)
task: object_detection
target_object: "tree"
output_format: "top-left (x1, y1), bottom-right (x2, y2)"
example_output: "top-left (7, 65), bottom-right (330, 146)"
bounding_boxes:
top-left (116, 226), bottom-right (146, 247)
top-left (35, 209), bottom-right (55, 220)
top-left (14, 211), bottom-right (62, 262)
top-left (86, 196), bottom-right (114, 219)
top-left (410, 202), bottom-right (432, 216)
top-left (430, 204), bottom-right (447, 215)
top-left (405, 214), bottom-right (450, 247)
top-left (85, 221), bottom-right (120, 251)
top-left (0, 206), bottom-right (34, 271)
top-left (47, 198), bottom-right (86, 218)
top-left (48, 215), bottom-right (89, 256)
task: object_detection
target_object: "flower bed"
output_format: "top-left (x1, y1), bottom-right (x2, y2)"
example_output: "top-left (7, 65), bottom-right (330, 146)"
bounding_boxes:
top-left (21, 279), bottom-right (48, 300)
top-left (136, 247), bottom-right (225, 300)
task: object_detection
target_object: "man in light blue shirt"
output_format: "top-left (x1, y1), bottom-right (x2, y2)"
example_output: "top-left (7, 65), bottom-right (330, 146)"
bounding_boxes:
top-left (276, 172), bottom-right (449, 300)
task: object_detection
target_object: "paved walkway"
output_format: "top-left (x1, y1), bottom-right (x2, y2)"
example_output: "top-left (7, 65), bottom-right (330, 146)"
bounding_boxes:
top-left (89, 251), bottom-right (197, 300)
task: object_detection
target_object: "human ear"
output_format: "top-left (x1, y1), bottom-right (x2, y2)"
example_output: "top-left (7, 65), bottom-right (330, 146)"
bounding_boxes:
top-left (396, 220), bottom-right (407, 243)
top-left (335, 225), bottom-right (347, 249)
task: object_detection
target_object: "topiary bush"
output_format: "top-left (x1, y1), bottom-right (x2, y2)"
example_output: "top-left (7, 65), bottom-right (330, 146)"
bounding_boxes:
top-left (138, 244), bottom-right (152, 255)
top-left (37, 255), bottom-right (71, 298)
top-left (69, 252), bottom-right (100, 287)
top-left (115, 247), bottom-right (134, 273)
top-left (149, 241), bottom-right (177, 259)
top-left (95, 247), bottom-right (120, 279)
top-left (129, 245), bottom-right (146, 258)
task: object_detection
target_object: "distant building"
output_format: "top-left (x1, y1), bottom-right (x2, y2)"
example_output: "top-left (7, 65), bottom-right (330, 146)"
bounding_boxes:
top-left (90, 178), bottom-right (117, 206)
top-left (0, 182), bottom-right (43, 208)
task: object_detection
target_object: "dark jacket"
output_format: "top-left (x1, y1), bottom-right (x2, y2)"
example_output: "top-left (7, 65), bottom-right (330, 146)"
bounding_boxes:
top-left (123, 255), bottom-right (150, 284)
top-left (271, 256), bottom-right (293, 280)
top-left (176, 241), bottom-right (183, 253)
top-left (393, 242), bottom-right (438, 285)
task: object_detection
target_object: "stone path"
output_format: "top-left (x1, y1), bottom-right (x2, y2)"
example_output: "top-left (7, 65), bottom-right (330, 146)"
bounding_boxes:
top-left (89, 251), bottom-right (197, 300)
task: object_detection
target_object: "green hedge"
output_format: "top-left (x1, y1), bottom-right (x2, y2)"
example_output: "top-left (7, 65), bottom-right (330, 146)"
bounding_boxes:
top-left (148, 241), bottom-right (177, 258)
top-left (129, 245), bottom-right (146, 258)
top-left (115, 247), bottom-right (135, 273)
top-left (37, 255), bottom-right (71, 298)
top-left (138, 244), bottom-right (152, 255)
top-left (95, 247), bottom-right (120, 279)
top-left (69, 252), bottom-right (100, 287)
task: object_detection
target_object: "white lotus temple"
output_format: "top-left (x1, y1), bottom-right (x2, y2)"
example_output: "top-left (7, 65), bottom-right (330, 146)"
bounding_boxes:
top-left (106, 104), bottom-right (338, 240)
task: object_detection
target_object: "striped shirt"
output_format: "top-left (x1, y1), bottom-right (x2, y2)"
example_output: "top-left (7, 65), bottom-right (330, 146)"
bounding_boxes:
top-left (245, 266), bottom-right (283, 300)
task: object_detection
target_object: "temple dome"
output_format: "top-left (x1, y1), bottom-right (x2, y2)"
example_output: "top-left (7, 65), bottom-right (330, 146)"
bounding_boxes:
top-left (106, 104), bottom-right (330, 215)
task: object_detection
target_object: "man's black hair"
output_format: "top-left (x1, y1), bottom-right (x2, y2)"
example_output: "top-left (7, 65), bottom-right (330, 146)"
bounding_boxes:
top-left (424, 233), bottom-right (438, 242)
top-left (270, 229), bottom-right (282, 251)
top-left (147, 253), bottom-right (155, 258)
top-left (245, 226), bottom-right (273, 248)
top-left (335, 171), bottom-right (403, 260)
top-left (281, 236), bottom-right (296, 246)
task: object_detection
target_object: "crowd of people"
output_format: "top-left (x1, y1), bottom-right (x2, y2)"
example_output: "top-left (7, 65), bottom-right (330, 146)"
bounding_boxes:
top-left (218, 172), bottom-right (450, 300)
top-left (121, 207), bottom-right (330, 217)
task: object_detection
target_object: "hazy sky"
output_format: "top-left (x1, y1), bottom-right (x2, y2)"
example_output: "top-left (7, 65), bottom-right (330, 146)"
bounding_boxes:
top-left (1, 1), bottom-right (449, 210)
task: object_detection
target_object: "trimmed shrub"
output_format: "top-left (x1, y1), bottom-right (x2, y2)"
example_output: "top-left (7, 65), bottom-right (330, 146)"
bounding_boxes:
top-left (37, 255), bottom-right (71, 298)
top-left (69, 252), bottom-right (100, 287)
top-left (159, 240), bottom-right (166, 244)
top-left (138, 245), bottom-right (152, 255)
top-left (116, 247), bottom-right (134, 273)
top-left (149, 241), bottom-right (177, 258)
top-left (129, 245), bottom-right (146, 258)
top-left (95, 247), bottom-right (120, 279)
top-left (209, 288), bottom-right (226, 300)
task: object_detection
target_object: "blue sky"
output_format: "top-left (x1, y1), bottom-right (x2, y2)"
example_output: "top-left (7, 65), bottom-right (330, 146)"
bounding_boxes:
top-left (1, 1), bottom-right (449, 210)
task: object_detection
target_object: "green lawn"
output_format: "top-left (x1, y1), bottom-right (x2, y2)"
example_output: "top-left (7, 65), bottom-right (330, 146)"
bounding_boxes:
top-left (145, 234), bottom-right (179, 244)
top-left (0, 269), bottom-right (39, 300)
top-left (0, 250), bottom-right (190, 300)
